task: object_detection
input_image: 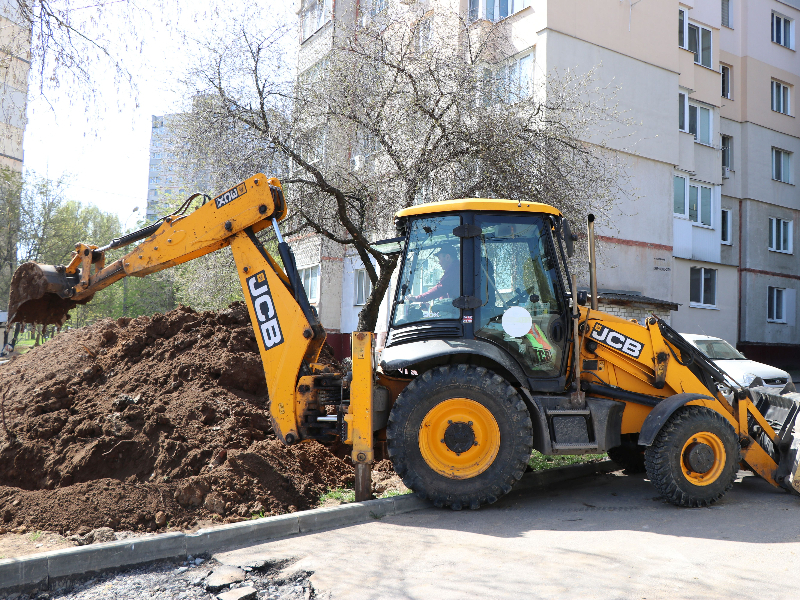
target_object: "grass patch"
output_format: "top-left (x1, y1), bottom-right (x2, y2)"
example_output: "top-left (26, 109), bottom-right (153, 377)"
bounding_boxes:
top-left (319, 487), bottom-right (356, 505)
top-left (377, 489), bottom-right (411, 499)
top-left (528, 450), bottom-right (607, 471)
top-left (28, 531), bottom-right (43, 542)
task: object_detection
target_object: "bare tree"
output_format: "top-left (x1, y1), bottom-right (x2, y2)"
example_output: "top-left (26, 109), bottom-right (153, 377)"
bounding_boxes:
top-left (173, 4), bottom-right (631, 331)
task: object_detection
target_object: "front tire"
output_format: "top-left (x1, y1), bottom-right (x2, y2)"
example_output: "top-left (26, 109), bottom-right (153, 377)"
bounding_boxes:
top-left (386, 365), bottom-right (533, 510)
top-left (645, 406), bottom-right (739, 507)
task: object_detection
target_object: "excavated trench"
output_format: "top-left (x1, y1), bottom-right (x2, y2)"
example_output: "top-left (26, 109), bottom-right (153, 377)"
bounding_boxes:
top-left (0, 303), bottom-right (356, 534)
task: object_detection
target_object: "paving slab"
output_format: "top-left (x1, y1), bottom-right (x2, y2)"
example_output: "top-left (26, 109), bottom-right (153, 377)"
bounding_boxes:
top-left (215, 470), bottom-right (800, 600)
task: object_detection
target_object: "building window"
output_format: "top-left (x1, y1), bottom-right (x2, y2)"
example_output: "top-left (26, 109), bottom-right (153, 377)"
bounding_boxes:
top-left (769, 217), bottom-right (793, 254)
top-left (415, 16), bottom-right (432, 53)
top-left (721, 65), bottom-right (731, 99)
top-left (688, 103), bottom-right (711, 145)
top-left (772, 148), bottom-right (792, 183)
top-left (299, 265), bottom-right (320, 302)
top-left (470, 0), bottom-right (530, 22)
top-left (690, 267), bottom-right (717, 307)
top-left (772, 81), bottom-right (791, 115)
top-left (678, 92), bottom-right (687, 131)
top-left (768, 287), bottom-right (786, 323)
top-left (149, 189), bottom-right (157, 197)
top-left (772, 12), bottom-right (794, 49)
top-left (673, 175), bottom-right (686, 215)
top-left (482, 50), bottom-right (534, 104)
top-left (301, 0), bottom-right (332, 41)
top-left (149, 176), bottom-right (160, 184)
top-left (689, 184), bottom-right (712, 226)
top-left (721, 134), bottom-right (732, 173)
top-left (674, 176), bottom-right (713, 226)
top-left (687, 22), bottom-right (712, 68)
top-left (355, 268), bottom-right (372, 305)
top-left (721, 0), bottom-right (731, 28)
top-left (721, 209), bottom-right (732, 244)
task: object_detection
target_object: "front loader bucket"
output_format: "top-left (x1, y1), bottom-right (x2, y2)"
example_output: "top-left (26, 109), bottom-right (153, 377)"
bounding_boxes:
top-left (7, 262), bottom-right (89, 326)
top-left (747, 386), bottom-right (800, 494)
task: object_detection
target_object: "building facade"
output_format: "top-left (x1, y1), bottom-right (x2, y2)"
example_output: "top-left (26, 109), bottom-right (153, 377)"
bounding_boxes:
top-left (0, 1), bottom-right (30, 313)
top-left (293, 0), bottom-right (800, 366)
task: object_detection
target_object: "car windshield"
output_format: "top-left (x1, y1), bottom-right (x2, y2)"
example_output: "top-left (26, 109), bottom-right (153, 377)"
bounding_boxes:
top-left (693, 338), bottom-right (745, 360)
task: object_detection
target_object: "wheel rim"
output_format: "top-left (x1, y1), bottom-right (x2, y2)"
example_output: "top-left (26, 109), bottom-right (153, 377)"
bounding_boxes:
top-left (680, 431), bottom-right (726, 486)
top-left (418, 398), bottom-right (501, 480)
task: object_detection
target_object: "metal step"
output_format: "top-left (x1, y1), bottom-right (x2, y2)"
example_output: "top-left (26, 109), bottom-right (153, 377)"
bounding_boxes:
top-left (552, 442), bottom-right (600, 451)
top-left (546, 409), bottom-right (591, 416)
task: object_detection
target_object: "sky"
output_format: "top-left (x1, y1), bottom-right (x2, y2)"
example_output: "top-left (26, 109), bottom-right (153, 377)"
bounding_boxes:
top-left (21, 1), bottom-right (296, 231)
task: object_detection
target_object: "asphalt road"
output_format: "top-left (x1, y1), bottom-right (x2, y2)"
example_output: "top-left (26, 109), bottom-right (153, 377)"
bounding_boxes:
top-left (215, 470), bottom-right (800, 600)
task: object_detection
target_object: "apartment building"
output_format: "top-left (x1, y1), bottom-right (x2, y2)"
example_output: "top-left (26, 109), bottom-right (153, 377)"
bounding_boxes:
top-left (294, 0), bottom-right (800, 365)
top-left (710, 0), bottom-right (800, 368)
top-left (0, 1), bottom-right (30, 313)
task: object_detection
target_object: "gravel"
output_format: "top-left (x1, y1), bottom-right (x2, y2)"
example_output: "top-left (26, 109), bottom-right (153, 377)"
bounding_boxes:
top-left (0, 556), bottom-right (324, 600)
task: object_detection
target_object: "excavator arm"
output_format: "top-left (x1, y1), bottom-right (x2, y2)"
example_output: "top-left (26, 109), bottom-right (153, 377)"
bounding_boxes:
top-left (7, 175), bottom-right (375, 489)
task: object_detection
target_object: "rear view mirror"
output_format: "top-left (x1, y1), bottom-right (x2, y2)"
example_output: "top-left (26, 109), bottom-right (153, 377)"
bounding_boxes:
top-left (561, 219), bottom-right (576, 258)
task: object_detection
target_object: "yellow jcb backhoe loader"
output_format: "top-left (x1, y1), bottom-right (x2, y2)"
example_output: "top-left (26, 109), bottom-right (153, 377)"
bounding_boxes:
top-left (8, 174), bottom-right (800, 508)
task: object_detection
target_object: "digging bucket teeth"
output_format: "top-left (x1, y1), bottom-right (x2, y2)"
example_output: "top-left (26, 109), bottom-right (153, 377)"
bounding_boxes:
top-left (7, 262), bottom-right (90, 326)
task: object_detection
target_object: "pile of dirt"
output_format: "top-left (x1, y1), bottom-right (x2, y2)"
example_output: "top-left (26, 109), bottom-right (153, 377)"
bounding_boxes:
top-left (0, 303), bottom-right (353, 534)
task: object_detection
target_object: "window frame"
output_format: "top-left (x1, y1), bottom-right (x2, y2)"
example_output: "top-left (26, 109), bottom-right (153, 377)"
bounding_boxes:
top-left (772, 148), bottom-right (792, 184)
top-left (721, 64), bottom-right (732, 99)
top-left (470, 0), bottom-right (530, 23)
top-left (685, 21), bottom-right (712, 68)
top-left (354, 268), bottom-right (372, 306)
top-left (301, 0), bottom-right (332, 42)
top-left (721, 0), bottom-right (731, 29)
top-left (721, 134), bottom-right (733, 172)
top-left (772, 80), bottom-right (791, 115)
top-left (768, 286), bottom-right (786, 323)
top-left (768, 217), bottom-right (793, 254)
top-left (299, 264), bottom-right (321, 303)
top-left (481, 48), bottom-right (534, 105)
top-left (673, 175), bottom-right (714, 227)
top-left (679, 92), bottom-right (688, 131)
top-left (689, 266), bottom-right (718, 309)
top-left (772, 12), bottom-right (795, 50)
top-left (721, 208), bottom-right (732, 245)
top-left (688, 101), bottom-right (713, 145)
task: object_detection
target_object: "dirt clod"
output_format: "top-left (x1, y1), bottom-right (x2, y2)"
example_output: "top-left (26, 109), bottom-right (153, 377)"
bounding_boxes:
top-left (0, 303), bottom-right (354, 534)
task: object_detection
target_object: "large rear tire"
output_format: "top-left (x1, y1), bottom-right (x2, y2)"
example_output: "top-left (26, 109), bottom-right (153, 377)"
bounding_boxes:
top-left (645, 406), bottom-right (738, 507)
top-left (386, 365), bottom-right (533, 510)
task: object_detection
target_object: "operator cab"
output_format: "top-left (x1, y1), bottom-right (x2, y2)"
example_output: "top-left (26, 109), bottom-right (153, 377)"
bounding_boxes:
top-left (379, 199), bottom-right (574, 394)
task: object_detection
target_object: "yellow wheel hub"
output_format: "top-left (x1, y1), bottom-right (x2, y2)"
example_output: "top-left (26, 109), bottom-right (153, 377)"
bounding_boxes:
top-left (418, 398), bottom-right (500, 480)
top-left (680, 431), bottom-right (726, 486)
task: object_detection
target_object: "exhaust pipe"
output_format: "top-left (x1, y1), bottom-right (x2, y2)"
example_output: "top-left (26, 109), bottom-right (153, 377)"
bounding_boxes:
top-left (587, 214), bottom-right (598, 311)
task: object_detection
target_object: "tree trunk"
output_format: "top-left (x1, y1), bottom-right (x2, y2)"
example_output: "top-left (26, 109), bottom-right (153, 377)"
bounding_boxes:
top-left (356, 255), bottom-right (398, 332)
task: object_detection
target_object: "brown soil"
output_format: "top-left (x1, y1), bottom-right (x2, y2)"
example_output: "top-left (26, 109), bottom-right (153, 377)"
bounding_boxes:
top-left (0, 303), bottom-right (354, 535)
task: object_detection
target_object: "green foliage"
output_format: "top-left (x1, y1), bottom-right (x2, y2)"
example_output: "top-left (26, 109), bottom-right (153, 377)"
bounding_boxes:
top-left (29, 530), bottom-right (43, 542)
top-left (318, 487), bottom-right (356, 505)
top-left (528, 451), bottom-right (607, 471)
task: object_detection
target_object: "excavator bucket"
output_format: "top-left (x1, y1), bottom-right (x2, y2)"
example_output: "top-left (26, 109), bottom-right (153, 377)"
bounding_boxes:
top-left (7, 262), bottom-right (89, 326)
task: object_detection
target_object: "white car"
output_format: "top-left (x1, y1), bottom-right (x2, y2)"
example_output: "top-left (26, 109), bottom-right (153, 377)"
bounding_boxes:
top-left (680, 333), bottom-right (791, 390)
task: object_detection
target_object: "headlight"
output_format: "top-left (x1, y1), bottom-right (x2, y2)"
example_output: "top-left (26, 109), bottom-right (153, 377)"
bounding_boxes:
top-left (741, 373), bottom-right (757, 386)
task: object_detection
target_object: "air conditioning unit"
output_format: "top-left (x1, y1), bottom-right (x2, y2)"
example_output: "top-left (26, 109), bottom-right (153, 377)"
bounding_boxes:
top-left (722, 166), bottom-right (730, 179)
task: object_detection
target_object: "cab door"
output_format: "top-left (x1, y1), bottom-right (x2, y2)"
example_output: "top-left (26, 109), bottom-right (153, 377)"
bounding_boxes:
top-left (473, 214), bottom-right (569, 384)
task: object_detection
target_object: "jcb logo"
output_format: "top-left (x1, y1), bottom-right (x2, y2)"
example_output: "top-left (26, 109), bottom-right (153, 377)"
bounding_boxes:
top-left (590, 323), bottom-right (643, 359)
top-left (247, 271), bottom-right (283, 349)
top-left (214, 183), bottom-right (247, 209)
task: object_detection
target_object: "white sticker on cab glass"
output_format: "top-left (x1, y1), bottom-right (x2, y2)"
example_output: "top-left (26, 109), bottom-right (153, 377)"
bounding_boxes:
top-left (502, 306), bottom-right (532, 338)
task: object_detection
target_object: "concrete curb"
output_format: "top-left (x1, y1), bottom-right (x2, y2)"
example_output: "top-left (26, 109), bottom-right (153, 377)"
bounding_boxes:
top-left (0, 460), bottom-right (615, 594)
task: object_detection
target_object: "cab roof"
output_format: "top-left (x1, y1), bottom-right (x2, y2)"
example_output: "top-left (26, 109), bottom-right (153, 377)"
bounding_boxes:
top-left (395, 198), bottom-right (562, 219)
